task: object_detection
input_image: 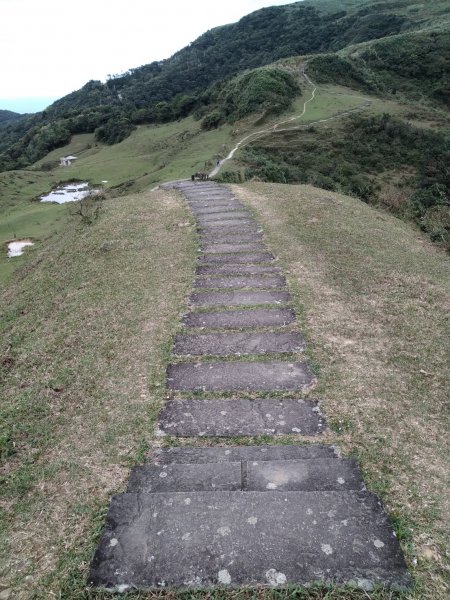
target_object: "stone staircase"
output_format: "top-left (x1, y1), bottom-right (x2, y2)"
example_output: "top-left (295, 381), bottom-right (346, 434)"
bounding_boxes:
top-left (89, 181), bottom-right (410, 593)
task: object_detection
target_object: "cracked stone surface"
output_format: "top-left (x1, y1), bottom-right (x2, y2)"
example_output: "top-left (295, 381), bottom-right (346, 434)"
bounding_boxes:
top-left (182, 307), bottom-right (296, 329)
top-left (166, 360), bottom-right (314, 391)
top-left (194, 275), bottom-right (286, 289)
top-left (158, 397), bottom-right (322, 436)
top-left (89, 490), bottom-right (411, 591)
top-left (190, 290), bottom-right (290, 307)
top-left (172, 331), bottom-right (305, 356)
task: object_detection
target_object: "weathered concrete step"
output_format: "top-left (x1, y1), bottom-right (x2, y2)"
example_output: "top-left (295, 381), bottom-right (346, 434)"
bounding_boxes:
top-left (158, 397), bottom-right (322, 436)
top-left (89, 490), bottom-right (411, 591)
top-left (127, 462), bottom-right (242, 493)
top-left (197, 212), bottom-right (251, 222)
top-left (247, 458), bottom-right (363, 491)
top-left (201, 243), bottom-right (266, 254)
top-left (199, 232), bottom-right (263, 243)
top-left (190, 290), bottom-right (290, 307)
top-left (166, 360), bottom-right (314, 392)
top-left (172, 332), bottom-right (305, 356)
top-left (198, 252), bottom-right (274, 265)
top-left (198, 219), bottom-right (254, 229)
top-left (194, 275), bottom-right (286, 289)
top-left (190, 204), bottom-right (244, 214)
top-left (197, 264), bottom-right (281, 276)
top-left (127, 459), bottom-right (362, 493)
top-left (152, 444), bottom-right (338, 464)
top-left (183, 307), bottom-right (296, 329)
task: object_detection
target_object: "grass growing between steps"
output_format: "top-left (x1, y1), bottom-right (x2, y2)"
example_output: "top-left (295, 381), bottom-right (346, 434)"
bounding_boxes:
top-left (233, 182), bottom-right (450, 600)
top-left (0, 188), bottom-right (197, 597)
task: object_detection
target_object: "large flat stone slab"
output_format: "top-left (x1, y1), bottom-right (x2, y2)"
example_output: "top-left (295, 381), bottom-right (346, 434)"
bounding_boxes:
top-left (127, 459), bottom-right (361, 493)
top-left (198, 252), bottom-right (274, 265)
top-left (173, 332), bottom-right (305, 356)
top-left (158, 397), bottom-right (322, 436)
top-left (194, 275), bottom-right (286, 289)
top-left (197, 265), bottom-right (281, 276)
top-left (247, 458), bottom-right (363, 492)
top-left (190, 290), bottom-right (290, 307)
top-left (127, 462), bottom-right (242, 493)
top-left (151, 445), bottom-right (338, 464)
top-left (166, 360), bottom-right (314, 392)
top-left (183, 307), bottom-right (296, 329)
top-left (89, 490), bottom-right (411, 591)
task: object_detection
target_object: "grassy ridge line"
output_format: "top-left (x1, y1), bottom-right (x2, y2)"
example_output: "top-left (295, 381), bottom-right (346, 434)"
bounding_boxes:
top-left (233, 182), bottom-right (450, 599)
top-left (0, 188), bottom-right (197, 596)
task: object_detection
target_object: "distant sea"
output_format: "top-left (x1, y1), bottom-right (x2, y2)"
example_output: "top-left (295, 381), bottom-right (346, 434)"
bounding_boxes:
top-left (0, 97), bottom-right (59, 114)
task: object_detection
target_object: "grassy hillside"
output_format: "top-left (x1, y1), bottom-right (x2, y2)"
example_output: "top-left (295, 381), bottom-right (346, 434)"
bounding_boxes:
top-left (1, 181), bottom-right (448, 598)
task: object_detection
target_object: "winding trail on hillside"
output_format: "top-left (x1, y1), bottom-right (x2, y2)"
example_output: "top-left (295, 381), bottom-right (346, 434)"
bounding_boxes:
top-left (209, 71), bottom-right (369, 178)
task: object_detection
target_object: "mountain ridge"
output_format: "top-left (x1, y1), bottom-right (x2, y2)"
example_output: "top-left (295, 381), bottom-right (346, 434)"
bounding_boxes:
top-left (1, 0), bottom-right (448, 170)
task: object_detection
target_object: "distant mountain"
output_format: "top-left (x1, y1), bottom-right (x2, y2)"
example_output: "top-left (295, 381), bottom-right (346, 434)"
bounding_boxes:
top-left (0, 110), bottom-right (23, 126)
top-left (0, 0), bottom-right (448, 170)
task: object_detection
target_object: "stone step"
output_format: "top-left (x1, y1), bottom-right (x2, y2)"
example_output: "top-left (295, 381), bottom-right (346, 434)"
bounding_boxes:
top-left (196, 265), bottom-right (281, 276)
top-left (127, 459), bottom-right (362, 494)
top-left (198, 252), bottom-right (274, 265)
top-left (199, 232), bottom-right (263, 243)
top-left (190, 290), bottom-right (290, 307)
top-left (246, 458), bottom-right (363, 492)
top-left (151, 444), bottom-right (338, 464)
top-left (197, 211), bottom-right (251, 223)
top-left (198, 219), bottom-right (254, 229)
top-left (166, 360), bottom-right (314, 392)
top-left (89, 490), bottom-right (411, 591)
top-left (201, 243), bottom-right (267, 254)
top-left (182, 307), bottom-right (296, 329)
top-left (172, 331), bottom-right (305, 356)
top-left (194, 275), bottom-right (286, 289)
top-left (158, 397), bottom-right (322, 436)
top-left (127, 462), bottom-right (242, 493)
top-left (191, 205), bottom-right (244, 214)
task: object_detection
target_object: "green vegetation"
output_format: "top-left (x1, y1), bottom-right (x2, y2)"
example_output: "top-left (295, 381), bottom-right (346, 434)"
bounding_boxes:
top-left (308, 28), bottom-right (450, 106)
top-left (234, 113), bottom-right (450, 246)
top-left (237, 181), bottom-right (449, 600)
top-left (200, 68), bottom-right (300, 129)
top-left (0, 187), bottom-right (197, 596)
top-left (1, 0), bottom-right (448, 170)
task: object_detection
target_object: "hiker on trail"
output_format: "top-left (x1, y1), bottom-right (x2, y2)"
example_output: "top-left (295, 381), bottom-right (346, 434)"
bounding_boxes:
top-left (216, 159), bottom-right (220, 166)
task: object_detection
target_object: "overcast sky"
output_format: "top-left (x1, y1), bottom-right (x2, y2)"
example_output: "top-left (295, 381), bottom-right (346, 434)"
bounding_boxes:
top-left (0, 0), bottom-right (300, 113)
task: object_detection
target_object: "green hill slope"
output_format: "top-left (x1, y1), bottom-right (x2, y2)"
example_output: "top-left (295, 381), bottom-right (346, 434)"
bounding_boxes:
top-left (1, 180), bottom-right (448, 598)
